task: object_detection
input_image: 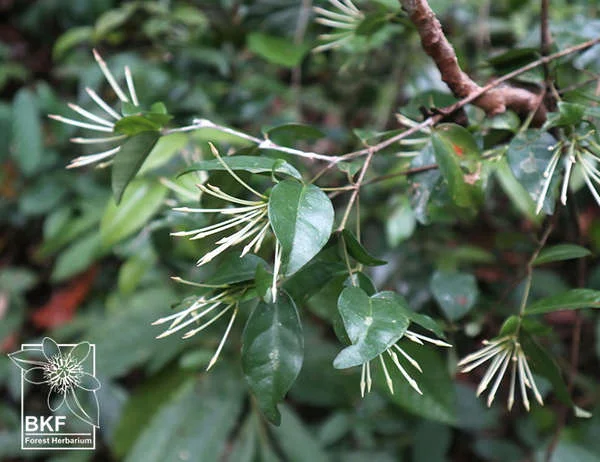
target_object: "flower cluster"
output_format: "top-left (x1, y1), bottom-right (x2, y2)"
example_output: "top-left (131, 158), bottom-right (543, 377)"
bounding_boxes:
top-left (458, 335), bottom-right (543, 411)
top-left (537, 131), bottom-right (600, 214)
top-left (49, 50), bottom-right (138, 168)
top-left (153, 280), bottom-right (243, 370)
top-left (361, 329), bottom-right (451, 397)
top-left (313, 0), bottom-right (364, 53)
top-left (171, 144), bottom-right (270, 267)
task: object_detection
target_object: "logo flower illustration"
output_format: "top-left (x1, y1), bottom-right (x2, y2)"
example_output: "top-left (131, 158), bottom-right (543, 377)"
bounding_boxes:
top-left (9, 337), bottom-right (100, 427)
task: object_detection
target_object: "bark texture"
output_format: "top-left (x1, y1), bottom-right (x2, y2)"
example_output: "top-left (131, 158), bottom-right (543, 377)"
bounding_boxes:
top-left (401, 0), bottom-right (546, 124)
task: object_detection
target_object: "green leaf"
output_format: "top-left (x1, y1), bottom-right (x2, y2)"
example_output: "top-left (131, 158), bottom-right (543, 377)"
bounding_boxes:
top-left (270, 405), bottom-right (331, 462)
top-left (507, 130), bottom-right (558, 215)
top-left (241, 292), bottom-right (304, 425)
top-left (544, 102), bottom-right (586, 129)
top-left (430, 271), bottom-right (478, 321)
top-left (247, 33), bottom-right (309, 68)
top-left (53, 26), bottom-right (93, 60)
top-left (333, 287), bottom-right (410, 369)
top-left (355, 12), bottom-right (388, 36)
top-left (430, 132), bottom-right (475, 208)
top-left (385, 200), bottom-right (416, 246)
top-left (435, 123), bottom-right (481, 164)
top-left (113, 367), bottom-right (193, 458)
top-left (533, 244), bottom-right (591, 265)
top-left (12, 88), bottom-right (42, 176)
top-left (51, 233), bottom-right (101, 282)
top-left (87, 287), bottom-right (181, 378)
top-left (520, 329), bottom-right (571, 406)
top-left (101, 179), bottom-right (167, 247)
top-left (125, 373), bottom-right (243, 462)
top-left (377, 342), bottom-right (456, 424)
top-left (268, 180), bottom-right (334, 275)
top-left (494, 157), bottom-right (539, 221)
top-left (114, 114), bottom-right (170, 136)
top-left (341, 230), bottom-right (387, 266)
top-left (525, 289), bottom-right (600, 315)
top-left (206, 253), bottom-right (268, 286)
top-left (94, 3), bottom-right (137, 39)
top-left (139, 133), bottom-right (188, 173)
top-left (179, 155), bottom-right (301, 180)
top-left (111, 131), bottom-right (161, 203)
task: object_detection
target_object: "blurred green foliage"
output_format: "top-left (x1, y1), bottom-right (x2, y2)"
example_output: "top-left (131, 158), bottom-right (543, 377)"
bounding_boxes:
top-left (1, 1), bottom-right (600, 461)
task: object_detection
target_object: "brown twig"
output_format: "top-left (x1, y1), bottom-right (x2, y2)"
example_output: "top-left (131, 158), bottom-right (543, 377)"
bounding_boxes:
top-left (399, 0), bottom-right (547, 123)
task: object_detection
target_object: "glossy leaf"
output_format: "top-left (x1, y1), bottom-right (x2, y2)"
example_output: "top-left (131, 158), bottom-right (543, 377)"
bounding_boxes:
top-left (525, 289), bottom-right (600, 315)
top-left (333, 287), bottom-right (410, 369)
top-left (179, 155), bottom-right (301, 180)
top-left (544, 102), bottom-right (586, 129)
top-left (533, 244), bottom-right (591, 265)
top-left (268, 180), bottom-right (334, 275)
top-left (341, 230), bottom-right (387, 266)
top-left (506, 130), bottom-right (558, 215)
top-left (101, 180), bottom-right (167, 247)
top-left (241, 292), bottom-right (304, 425)
top-left (112, 131), bottom-right (161, 203)
top-left (206, 253), bottom-right (268, 286)
top-left (430, 132), bottom-right (475, 208)
top-left (430, 271), bottom-right (478, 321)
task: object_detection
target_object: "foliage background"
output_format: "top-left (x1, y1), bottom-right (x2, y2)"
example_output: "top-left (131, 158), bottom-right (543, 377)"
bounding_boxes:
top-left (1, 0), bottom-right (600, 461)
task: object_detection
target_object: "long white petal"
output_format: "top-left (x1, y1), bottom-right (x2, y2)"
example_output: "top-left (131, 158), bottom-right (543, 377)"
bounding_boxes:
top-left (68, 103), bottom-right (113, 127)
top-left (315, 18), bottom-right (357, 29)
top-left (67, 146), bottom-right (121, 168)
top-left (508, 355), bottom-right (517, 410)
top-left (560, 154), bottom-right (575, 205)
top-left (182, 304), bottom-right (234, 339)
top-left (85, 87), bottom-right (121, 120)
top-left (314, 7), bottom-right (356, 22)
top-left (520, 351), bottom-right (544, 405)
top-left (379, 355), bottom-right (395, 394)
top-left (517, 353), bottom-right (530, 411)
top-left (329, 0), bottom-right (361, 16)
top-left (476, 349), bottom-right (508, 396)
top-left (206, 306), bottom-right (238, 370)
top-left (392, 345), bottom-right (422, 372)
top-left (124, 66), bottom-right (139, 106)
top-left (487, 348), bottom-right (512, 407)
top-left (48, 114), bottom-right (113, 132)
top-left (93, 49), bottom-right (129, 102)
top-left (387, 350), bottom-right (422, 395)
top-left (536, 150), bottom-right (560, 214)
top-left (70, 135), bottom-right (126, 144)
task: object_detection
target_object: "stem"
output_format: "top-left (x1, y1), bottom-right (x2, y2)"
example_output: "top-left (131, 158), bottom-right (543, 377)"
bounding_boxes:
top-left (164, 118), bottom-right (341, 163)
top-left (515, 218), bottom-right (556, 335)
top-left (337, 148), bottom-right (375, 232)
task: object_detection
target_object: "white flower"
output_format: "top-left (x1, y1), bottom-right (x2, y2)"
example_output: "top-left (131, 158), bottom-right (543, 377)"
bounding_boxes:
top-left (313, 0), bottom-right (364, 53)
top-left (537, 132), bottom-right (600, 214)
top-left (153, 280), bottom-right (241, 370)
top-left (171, 144), bottom-right (270, 267)
top-left (48, 49), bottom-right (139, 168)
top-left (458, 335), bottom-right (544, 411)
top-left (360, 329), bottom-right (451, 397)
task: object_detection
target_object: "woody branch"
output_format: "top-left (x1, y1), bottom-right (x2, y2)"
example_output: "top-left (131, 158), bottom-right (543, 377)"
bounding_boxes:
top-left (399, 0), bottom-right (547, 125)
